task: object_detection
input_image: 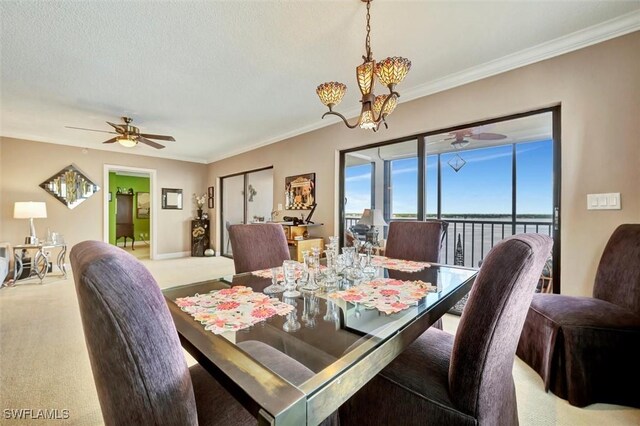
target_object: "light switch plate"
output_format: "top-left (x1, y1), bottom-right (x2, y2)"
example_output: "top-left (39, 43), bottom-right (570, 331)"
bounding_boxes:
top-left (587, 193), bottom-right (621, 210)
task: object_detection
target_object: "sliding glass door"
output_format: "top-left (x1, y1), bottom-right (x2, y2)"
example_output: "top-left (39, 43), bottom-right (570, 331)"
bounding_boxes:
top-left (340, 107), bottom-right (560, 291)
top-left (220, 167), bottom-right (274, 257)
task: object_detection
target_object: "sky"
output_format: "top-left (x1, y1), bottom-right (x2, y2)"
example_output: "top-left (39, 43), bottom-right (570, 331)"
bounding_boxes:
top-left (345, 139), bottom-right (553, 217)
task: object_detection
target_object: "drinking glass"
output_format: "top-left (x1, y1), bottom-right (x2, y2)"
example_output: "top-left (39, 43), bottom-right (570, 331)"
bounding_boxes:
top-left (282, 260), bottom-right (301, 298)
top-left (263, 267), bottom-right (285, 294)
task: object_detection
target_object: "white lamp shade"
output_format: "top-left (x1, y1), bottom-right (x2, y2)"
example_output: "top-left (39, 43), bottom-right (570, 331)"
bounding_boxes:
top-left (358, 208), bottom-right (387, 227)
top-left (14, 202), bottom-right (47, 219)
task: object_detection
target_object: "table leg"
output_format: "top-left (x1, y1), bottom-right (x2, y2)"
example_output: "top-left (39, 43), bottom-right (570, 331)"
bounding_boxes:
top-left (33, 249), bottom-right (49, 283)
top-left (57, 246), bottom-right (68, 279)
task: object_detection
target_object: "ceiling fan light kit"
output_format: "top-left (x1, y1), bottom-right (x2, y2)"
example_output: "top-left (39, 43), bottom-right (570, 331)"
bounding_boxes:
top-left (316, 0), bottom-right (411, 131)
top-left (116, 135), bottom-right (137, 148)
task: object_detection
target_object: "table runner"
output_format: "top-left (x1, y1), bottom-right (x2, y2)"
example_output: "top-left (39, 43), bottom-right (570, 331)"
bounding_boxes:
top-left (370, 256), bottom-right (430, 273)
top-left (175, 286), bottom-right (294, 334)
top-left (251, 265), bottom-right (326, 280)
top-left (328, 278), bottom-right (436, 314)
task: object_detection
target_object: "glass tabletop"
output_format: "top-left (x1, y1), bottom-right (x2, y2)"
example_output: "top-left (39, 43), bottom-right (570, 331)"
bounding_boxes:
top-left (163, 262), bottom-right (477, 425)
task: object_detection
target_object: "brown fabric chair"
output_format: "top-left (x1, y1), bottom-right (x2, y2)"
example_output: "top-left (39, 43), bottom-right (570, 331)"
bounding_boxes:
top-left (340, 233), bottom-right (553, 426)
top-left (228, 223), bottom-right (291, 274)
top-left (71, 241), bottom-right (337, 425)
top-left (384, 220), bottom-right (448, 263)
top-left (517, 224), bottom-right (640, 407)
top-left (384, 220), bottom-right (449, 329)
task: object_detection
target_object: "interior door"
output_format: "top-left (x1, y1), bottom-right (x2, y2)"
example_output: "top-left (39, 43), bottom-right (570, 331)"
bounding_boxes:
top-left (220, 167), bottom-right (274, 258)
top-left (221, 175), bottom-right (245, 257)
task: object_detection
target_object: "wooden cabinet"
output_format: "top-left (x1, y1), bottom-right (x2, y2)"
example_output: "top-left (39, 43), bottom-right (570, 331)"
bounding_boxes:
top-left (116, 194), bottom-right (135, 249)
top-left (191, 219), bottom-right (210, 257)
top-left (279, 223), bottom-right (324, 262)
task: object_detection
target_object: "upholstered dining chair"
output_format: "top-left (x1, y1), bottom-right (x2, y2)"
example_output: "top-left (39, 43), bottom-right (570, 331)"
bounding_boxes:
top-left (228, 223), bottom-right (290, 274)
top-left (384, 220), bottom-right (448, 263)
top-left (517, 224), bottom-right (640, 408)
top-left (339, 233), bottom-right (553, 426)
top-left (384, 220), bottom-right (449, 328)
top-left (71, 241), bottom-right (337, 426)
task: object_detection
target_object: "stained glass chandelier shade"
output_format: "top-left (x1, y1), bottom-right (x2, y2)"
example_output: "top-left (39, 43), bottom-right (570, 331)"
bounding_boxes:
top-left (316, 0), bottom-right (411, 131)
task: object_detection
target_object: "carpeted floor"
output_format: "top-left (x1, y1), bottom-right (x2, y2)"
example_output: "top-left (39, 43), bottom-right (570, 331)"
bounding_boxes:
top-left (0, 254), bottom-right (638, 425)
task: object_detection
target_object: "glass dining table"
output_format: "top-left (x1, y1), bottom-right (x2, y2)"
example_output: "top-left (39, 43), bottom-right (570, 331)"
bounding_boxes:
top-left (163, 262), bottom-right (477, 425)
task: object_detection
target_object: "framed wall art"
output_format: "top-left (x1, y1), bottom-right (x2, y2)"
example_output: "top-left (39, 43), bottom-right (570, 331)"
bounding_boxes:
top-left (162, 188), bottom-right (183, 209)
top-left (207, 186), bottom-right (214, 209)
top-left (285, 173), bottom-right (315, 210)
top-left (137, 192), bottom-right (150, 219)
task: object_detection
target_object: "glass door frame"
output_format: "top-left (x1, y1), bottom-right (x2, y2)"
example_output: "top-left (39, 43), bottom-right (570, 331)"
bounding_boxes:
top-left (219, 165), bottom-right (274, 259)
top-left (339, 106), bottom-right (561, 292)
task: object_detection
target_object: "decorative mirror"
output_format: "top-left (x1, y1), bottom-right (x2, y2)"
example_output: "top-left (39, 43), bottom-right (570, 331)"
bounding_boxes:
top-left (40, 164), bottom-right (100, 209)
top-left (162, 188), bottom-right (183, 209)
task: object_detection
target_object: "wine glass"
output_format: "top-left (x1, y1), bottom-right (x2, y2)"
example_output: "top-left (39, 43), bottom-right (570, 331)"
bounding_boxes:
top-left (263, 267), bottom-right (284, 294)
top-left (282, 260), bottom-right (301, 298)
top-left (300, 252), bottom-right (320, 292)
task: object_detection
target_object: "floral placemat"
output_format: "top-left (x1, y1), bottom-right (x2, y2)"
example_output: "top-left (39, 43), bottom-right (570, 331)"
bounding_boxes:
top-left (175, 286), bottom-right (294, 334)
top-left (251, 265), bottom-right (326, 281)
top-left (328, 278), bottom-right (436, 314)
top-left (371, 256), bottom-right (430, 273)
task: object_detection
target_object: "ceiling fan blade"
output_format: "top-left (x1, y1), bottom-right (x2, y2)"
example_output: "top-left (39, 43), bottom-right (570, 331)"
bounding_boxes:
top-left (106, 121), bottom-right (126, 132)
top-left (65, 126), bottom-right (118, 134)
top-left (137, 136), bottom-right (165, 149)
top-left (471, 132), bottom-right (507, 140)
top-left (139, 133), bottom-right (176, 141)
top-left (102, 137), bottom-right (119, 144)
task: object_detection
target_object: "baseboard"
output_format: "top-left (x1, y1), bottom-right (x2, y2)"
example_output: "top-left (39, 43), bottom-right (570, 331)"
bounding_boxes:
top-left (154, 251), bottom-right (190, 260)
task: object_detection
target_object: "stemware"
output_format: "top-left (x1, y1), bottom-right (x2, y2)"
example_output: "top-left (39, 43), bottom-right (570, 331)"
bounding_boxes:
top-left (282, 296), bottom-right (301, 332)
top-left (263, 267), bottom-right (285, 294)
top-left (300, 251), bottom-right (320, 292)
top-left (282, 260), bottom-right (301, 298)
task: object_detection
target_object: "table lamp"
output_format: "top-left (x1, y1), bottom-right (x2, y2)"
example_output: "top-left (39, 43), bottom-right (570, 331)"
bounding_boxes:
top-left (14, 202), bottom-right (47, 244)
top-left (358, 208), bottom-right (387, 245)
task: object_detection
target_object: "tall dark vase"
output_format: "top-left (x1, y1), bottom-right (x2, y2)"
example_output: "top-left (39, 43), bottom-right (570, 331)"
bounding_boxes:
top-left (197, 209), bottom-right (203, 219)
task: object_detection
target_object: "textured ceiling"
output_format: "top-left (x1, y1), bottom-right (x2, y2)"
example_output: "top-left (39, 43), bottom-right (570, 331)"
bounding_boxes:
top-left (1, 1), bottom-right (639, 163)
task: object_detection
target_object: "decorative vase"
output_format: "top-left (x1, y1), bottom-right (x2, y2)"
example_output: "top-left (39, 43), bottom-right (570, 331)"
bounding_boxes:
top-left (197, 208), bottom-right (203, 219)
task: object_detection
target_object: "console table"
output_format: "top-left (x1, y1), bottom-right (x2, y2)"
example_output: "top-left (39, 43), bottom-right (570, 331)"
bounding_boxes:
top-left (11, 242), bottom-right (67, 284)
top-left (278, 222), bottom-right (324, 262)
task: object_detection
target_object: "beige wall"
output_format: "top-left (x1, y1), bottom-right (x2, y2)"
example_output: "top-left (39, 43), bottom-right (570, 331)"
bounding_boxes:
top-left (208, 32), bottom-right (640, 297)
top-left (0, 137), bottom-right (208, 256)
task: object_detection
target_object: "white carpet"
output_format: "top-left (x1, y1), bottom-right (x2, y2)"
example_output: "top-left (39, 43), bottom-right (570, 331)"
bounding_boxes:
top-left (0, 255), bottom-right (638, 425)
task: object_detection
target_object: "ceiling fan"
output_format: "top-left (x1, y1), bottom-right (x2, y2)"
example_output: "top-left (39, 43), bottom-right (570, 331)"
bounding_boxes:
top-left (66, 116), bottom-right (175, 149)
top-left (444, 128), bottom-right (507, 149)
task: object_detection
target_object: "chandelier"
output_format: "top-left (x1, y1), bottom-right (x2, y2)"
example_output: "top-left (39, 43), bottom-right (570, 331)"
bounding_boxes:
top-left (316, 0), bottom-right (411, 131)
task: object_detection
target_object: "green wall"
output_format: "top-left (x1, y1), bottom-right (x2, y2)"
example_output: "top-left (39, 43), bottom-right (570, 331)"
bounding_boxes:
top-left (108, 173), bottom-right (150, 245)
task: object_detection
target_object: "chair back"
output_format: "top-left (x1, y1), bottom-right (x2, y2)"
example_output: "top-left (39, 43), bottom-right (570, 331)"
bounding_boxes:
top-left (449, 233), bottom-right (552, 423)
top-left (593, 224), bottom-right (640, 314)
top-left (229, 223), bottom-right (291, 274)
top-left (70, 241), bottom-right (197, 426)
top-left (384, 220), bottom-right (448, 263)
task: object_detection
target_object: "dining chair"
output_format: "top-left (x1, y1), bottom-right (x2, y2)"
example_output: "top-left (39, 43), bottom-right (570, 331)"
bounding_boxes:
top-left (517, 224), bottom-right (640, 408)
top-left (384, 220), bottom-right (449, 328)
top-left (70, 241), bottom-right (337, 425)
top-left (228, 223), bottom-right (291, 274)
top-left (339, 233), bottom-right (553, 426)
top-left (384, 220), bottom-right (448, 263)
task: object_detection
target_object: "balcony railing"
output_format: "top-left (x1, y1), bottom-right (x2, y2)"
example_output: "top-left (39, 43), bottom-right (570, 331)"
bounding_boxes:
top-left (345, 217), bottom-right (552, 268)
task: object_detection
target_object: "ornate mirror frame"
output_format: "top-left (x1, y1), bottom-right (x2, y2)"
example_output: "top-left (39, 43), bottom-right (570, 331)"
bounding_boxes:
top-left (40, 164), bottom-right (100, 209)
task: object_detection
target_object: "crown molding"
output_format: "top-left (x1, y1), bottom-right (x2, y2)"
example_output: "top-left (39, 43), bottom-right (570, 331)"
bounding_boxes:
top-left (206, 9), bottom-right (640, 164)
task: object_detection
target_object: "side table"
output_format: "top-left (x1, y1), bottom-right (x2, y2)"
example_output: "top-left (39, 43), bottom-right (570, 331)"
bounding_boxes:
top-left (10, 242), bottom-right (68, 285)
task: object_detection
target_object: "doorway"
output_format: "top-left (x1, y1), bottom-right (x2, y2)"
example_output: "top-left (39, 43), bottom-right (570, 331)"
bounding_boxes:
top-left (220, 167), bottom-right (274, 258)
top-left (103, 165), bottom-right (158, 260)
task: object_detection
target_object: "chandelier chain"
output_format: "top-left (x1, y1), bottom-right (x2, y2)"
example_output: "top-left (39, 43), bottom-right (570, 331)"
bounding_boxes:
top-left (365, 0), bottom-right (372, 61)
